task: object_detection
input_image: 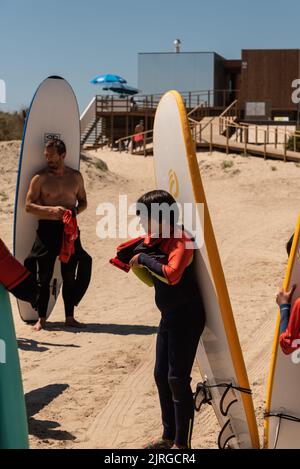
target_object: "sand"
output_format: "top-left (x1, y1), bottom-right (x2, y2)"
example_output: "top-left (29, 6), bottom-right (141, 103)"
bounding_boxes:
top-left (1, 140), bottom-right (299, 449)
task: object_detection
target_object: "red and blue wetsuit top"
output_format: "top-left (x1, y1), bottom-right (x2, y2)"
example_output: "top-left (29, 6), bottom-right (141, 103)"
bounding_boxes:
top-left (279, 300), bottom-right (300, 354)
top-left (111, 227), bottom-right (205, 327)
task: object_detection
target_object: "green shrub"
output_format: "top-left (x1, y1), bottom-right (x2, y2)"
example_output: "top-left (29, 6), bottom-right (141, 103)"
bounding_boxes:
top-left (0, 110), bottom-right (26, 141)
top-left (287, 135), bottom-right (300, 152)
top-left (221, 160), bottom-right (234, 170)
top-left (0, 191), bottom-right (8, 201)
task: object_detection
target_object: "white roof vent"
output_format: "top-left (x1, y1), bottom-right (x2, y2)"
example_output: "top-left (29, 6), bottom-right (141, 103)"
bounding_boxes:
top-left (173, 39), bottom-right (181, 53)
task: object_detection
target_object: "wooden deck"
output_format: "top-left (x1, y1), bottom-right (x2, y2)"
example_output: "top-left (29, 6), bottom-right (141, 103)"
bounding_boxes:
top-left (194, 119), bottom-right (300, 162)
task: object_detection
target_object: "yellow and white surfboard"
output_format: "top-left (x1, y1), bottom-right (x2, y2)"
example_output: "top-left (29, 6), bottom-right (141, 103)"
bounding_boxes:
top-left (153, 90), bottom-right (259, 449)
top-left (264, 215), bottom-right (300, 449)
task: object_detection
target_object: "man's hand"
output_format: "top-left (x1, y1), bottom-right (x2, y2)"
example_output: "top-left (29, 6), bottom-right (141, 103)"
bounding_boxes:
top-left (276, 284), bottom-right (297, 306)
top-left (51, 206), bottom-right (66, 220)
top-left (129, 254), bottom-right (141, 268)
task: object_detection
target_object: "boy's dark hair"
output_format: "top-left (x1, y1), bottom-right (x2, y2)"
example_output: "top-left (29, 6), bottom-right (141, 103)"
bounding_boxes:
top-left (45, 138), bottom-right (66, 156)
top-left (136, 190), bottom-right (179, 226)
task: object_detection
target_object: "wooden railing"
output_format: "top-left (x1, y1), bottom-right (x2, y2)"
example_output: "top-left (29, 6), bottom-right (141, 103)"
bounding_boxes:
top-left (116, 130), bottom-right (153, 156)
top-left (196, 117), bottom-right (300, 161)
top-left (219, 100), bottom-right (238, 134)
top-left (187, 90), bottom-right (239, 120)
top-left (94, 89), bottom-right (240, 115)
top-left (116, 117), bottom-right (300, 160)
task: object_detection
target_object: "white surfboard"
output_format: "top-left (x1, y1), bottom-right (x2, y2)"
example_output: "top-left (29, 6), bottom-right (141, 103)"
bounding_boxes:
top-left (14, 76), bottom-right (80, 322)
top-left (264, 215), bottom-right (300, 449)
top-left (153, 91), bottom-right (259, 449)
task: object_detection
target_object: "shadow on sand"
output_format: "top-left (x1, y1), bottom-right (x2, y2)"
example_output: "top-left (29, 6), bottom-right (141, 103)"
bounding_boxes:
top-left (18, 338), bottom-right (80, 353)
top-left (39, 322), bottom-right (158, 335)
top-left (26, 384), bottom-right (75, 441)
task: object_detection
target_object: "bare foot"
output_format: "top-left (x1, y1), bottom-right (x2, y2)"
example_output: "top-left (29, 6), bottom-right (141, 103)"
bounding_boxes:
top-left (33, 318), bottom-right (46, 331)
top-left (171, 444), bottom-right (188, 450)
top-left (65, 318), bottom-right (86, 328)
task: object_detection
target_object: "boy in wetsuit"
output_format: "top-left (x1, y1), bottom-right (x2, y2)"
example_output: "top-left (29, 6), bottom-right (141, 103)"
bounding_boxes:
top-left (129, 190), bottom-right (205, 449)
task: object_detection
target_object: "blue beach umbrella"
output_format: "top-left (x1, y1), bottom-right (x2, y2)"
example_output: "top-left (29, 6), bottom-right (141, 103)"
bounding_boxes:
top-left (102, 82), bottom-right (138, 96)
top-left (90, 74), bottom-right (127, 85)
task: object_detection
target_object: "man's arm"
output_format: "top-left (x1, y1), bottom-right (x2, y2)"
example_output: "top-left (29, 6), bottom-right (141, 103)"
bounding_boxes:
top-left (25, 174), bottom-right (65, 220)
top-left (76, 172), bottom-right (87, 215)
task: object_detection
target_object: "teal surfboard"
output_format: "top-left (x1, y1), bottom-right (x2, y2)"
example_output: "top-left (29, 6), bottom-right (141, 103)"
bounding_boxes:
top-left (0, 285), bottom-right (29, 448)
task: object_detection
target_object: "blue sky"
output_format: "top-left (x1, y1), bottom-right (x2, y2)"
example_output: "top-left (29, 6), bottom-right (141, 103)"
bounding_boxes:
top-left (1, 0), bottom-right (300, 113)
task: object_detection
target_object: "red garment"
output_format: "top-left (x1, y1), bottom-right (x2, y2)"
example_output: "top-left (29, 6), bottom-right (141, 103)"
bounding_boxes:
top-left (59, 210), bottom-right (78, 263)
top-left (280, 298), bottom-right (300, 355)
top-left (0, 238), bottom-right (30, 290)
top-left (133, 134), bottom-right (143, 143)
top-left (109, 236), bottom-right (144, 272)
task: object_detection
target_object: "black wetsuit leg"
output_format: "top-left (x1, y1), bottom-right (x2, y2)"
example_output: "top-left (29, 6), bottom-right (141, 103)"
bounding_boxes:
top-left (36, 253), bottom-right (57, 318)
top-left (154, 322), bottom-right (176, 442)
top-left (60, 235), bottom-right (85, 318)
top-left (61, 252), bottom-right (78, 318)
top-left (154, 308), bottom-right (204, 448)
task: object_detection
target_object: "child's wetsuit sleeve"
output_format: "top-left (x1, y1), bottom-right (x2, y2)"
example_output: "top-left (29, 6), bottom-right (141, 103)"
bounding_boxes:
top-left (138, 238), bottom-right (193, 285)
top-left (279, 304), bottom-right (290, 334)
top-left (279, 300), bottom-right (300, 354)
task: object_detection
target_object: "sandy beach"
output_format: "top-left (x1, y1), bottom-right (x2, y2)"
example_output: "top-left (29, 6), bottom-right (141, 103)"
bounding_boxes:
top-left (1, 140), bottom-right (299, 449)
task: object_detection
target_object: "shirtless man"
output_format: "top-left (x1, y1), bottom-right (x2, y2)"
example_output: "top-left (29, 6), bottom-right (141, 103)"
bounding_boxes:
top-left (25, 139), bottom-right (90, 331)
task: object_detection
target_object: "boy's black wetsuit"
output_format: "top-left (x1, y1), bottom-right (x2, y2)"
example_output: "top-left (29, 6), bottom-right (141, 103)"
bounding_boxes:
top-left (132, 228), bottom-right (205, 448)
top-left (25, 220), bottom-right (92, 319)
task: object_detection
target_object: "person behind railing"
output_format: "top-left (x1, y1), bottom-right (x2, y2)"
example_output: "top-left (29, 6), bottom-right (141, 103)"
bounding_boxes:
top-left (130, 97), bottom-right (137, 112)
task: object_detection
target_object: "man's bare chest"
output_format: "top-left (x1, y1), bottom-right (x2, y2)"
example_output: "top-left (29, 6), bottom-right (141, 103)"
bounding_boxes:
top-left (41, 175), bottom-right (78, 199)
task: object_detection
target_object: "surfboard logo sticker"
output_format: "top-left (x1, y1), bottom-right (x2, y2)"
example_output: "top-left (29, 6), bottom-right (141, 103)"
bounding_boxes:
top-left (168, 169), bottom-right (179, 198)
top-left (44, 132), bottom-right (61, 143)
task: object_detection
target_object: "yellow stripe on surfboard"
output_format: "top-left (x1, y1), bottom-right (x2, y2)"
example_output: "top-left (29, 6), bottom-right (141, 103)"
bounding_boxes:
top-left (264, 214), bottom-right (300, 448)
top-left (155, 90), bottom-right (260, 449)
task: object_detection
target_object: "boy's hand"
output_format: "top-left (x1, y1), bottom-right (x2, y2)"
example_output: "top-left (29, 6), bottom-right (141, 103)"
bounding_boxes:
top-left (129, 254), bottom-right (141, 268)
top-left (276, 284), bottom-right (297, 306)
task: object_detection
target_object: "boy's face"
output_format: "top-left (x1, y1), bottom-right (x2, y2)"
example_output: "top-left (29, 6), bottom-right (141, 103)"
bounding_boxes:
top-left (139, 215), bottom-right (161, 236)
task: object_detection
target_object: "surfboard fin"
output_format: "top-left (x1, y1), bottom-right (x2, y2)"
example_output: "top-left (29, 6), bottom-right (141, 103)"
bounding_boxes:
top-left (218, 419), bottom-right (236, 449)
top-left (194, 381), bottom-right (253, 448)
top-left (194, 381), bottom-right (213, 411)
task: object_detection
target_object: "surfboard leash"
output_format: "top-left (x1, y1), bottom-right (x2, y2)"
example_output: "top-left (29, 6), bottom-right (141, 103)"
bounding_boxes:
top-left (264, 412), bottom-right (300, 449)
